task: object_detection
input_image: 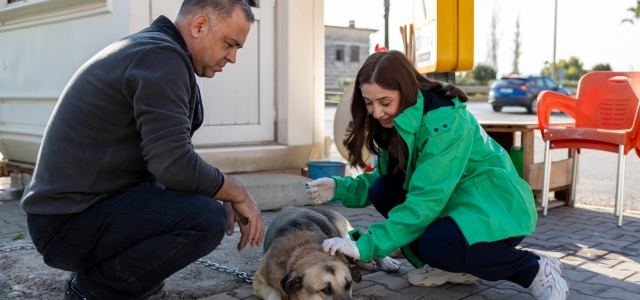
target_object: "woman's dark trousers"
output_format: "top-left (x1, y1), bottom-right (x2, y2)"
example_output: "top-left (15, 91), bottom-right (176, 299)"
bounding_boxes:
top-left (27, 185), bottom-right (227, 299)
top-left (369, 174), bottom-right (540, 288)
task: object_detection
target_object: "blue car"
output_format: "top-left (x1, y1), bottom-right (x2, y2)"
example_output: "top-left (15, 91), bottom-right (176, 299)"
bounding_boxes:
top-left (488, 75), bottom-right (571, 114)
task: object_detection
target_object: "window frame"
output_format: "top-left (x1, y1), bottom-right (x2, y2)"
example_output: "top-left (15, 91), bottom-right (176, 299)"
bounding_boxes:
top-left (335, 45), bottom-right (345, 62)
top-left (0, 0), bottom-right (110, 29)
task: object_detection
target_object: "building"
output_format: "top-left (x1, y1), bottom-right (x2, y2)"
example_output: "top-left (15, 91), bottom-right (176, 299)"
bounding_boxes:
top-left (325, 21), bottom-right (377, 92)
top-left (0, 0), bottom-right (325, 207)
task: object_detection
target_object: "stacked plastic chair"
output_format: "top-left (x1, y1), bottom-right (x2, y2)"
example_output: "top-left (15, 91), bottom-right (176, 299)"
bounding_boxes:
top-left (537, 71), bottom-right (640, 226)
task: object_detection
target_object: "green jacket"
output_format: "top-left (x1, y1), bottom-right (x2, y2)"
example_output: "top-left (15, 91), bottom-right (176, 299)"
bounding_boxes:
top-left (332, 90), bottom-right (537, 266)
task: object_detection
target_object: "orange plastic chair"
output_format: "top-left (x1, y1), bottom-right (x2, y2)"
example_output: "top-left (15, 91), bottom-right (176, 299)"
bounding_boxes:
top-left (537, 71), bottom-right (640, 226)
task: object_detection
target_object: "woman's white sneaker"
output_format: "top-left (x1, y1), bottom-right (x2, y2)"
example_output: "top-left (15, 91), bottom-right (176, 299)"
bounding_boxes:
top-left (408, 265), bottom-right (480, 287)
top-left (529, 255), bottom-right (569, 300)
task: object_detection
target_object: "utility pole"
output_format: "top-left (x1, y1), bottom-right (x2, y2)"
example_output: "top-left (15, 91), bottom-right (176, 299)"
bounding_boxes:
top-left (384, 0), bottom-right (390, 49)
top-left (552, 0), bottom-right (558, 80)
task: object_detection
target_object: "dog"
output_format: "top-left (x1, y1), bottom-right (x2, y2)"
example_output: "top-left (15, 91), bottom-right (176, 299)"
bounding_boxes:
top-left (252, 206), bottom-right (401, 300)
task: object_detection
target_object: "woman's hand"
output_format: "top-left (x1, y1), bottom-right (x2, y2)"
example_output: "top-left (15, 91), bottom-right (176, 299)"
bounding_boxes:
top-left (305, 178), bottom-right (335, 205)
top-left (322, 237), bottom-right (360, 260)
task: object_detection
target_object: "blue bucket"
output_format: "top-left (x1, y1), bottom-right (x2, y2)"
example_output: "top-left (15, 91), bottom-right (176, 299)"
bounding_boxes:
top-left (306, 161), bottom-right (346, 179)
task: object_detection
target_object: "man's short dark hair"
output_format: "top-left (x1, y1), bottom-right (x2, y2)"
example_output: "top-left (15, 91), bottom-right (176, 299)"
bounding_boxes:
top-left (178, 0), bottom-right (255, 23)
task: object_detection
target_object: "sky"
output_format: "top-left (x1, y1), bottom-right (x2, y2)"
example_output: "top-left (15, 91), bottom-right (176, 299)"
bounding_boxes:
top-left (324, 0), bottom-right (640, 78)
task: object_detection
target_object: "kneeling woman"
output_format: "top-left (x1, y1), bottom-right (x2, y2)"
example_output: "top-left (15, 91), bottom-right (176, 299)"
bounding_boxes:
top-left (306, 50), bottom-right (569, 300)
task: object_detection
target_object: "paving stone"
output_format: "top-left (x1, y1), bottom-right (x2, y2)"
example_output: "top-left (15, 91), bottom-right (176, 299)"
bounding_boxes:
top-left (355, 284), bottom-right (420, 300)
top-left (613, 261), bottom-right (640, 272)
top-left (595, 286), bottom-right (640, 300)
top-left (362, 271), bottom-right (412, 290)
top-left (503, 293), bottom-right (534, 300)
top-left (561, 268), bottom-right (599, 282)
top-left (625, 273), bottom-right (640, 283)
top-left (398, 286), bottom-right (470, 300)
top-left (548, 237), bottom-right (602, 248)
top-left (446, 283), bottom-right (491, 294)
top-left (536, 222), bottom-right (584, 233)
top-left (586, 274), bottom-right (640, 293)
top-left (474, 287), bottom-right (520, 300)
top-left (564, 279), bottom-right (610, 295)
top-left (479, 280), bottom-right (506, 287)
top-left (458, 295), bottom-right (485, 300)
top-left (353, 280), bottom-right (375, 291)
top-left (579, 262), bottom-right (635, 279)
top-left (566, 291), bottom-right (614, 300)
top-left (569, 223), bottom-right (616, 233)
top-left (572, 248), bottom-right (610, 261)
top-left (574, 230), bottom-right (623, 240)
top-left (603, 253), bottom-right (640, 263)
top-left (584, 236), bottom-right (634, 248)
top-left (562, 217), bottom-right (604, 226)
top-left (520, 238), bottom-right (565, 249)
top-left (495, 281), bottom-right (529, 293)
top-left (595, 243), bottom-right (640, 257)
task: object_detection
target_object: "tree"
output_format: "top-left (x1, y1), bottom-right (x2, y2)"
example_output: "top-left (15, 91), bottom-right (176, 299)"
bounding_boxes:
top-left (487, 4), bottom-right (501, 75)
top-left (512, 15), bottom-right (522, 74)
top-left (592, 63), bottom-right (612, 71)
top-left (622, 0), bottom-right (640, 24)
top-left (471, 64), bottom-right (497, 85)
top-left (541, 57), bottom-right (588, 81)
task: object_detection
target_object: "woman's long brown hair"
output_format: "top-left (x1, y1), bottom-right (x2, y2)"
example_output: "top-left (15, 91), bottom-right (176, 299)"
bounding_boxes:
top-left (344, 50), bottom-right (468, 173)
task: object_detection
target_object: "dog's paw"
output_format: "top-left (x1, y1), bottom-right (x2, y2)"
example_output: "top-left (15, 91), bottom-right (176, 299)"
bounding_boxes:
top-left (375, 256), bottom-right (402, 273)
top-left (355, 259), bottom-right (377, 271)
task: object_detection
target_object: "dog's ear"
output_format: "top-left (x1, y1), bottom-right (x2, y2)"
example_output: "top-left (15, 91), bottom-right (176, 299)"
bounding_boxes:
top-left (280, 271), bottom-right (303, 297)
top-left (349, 264), bottom-right (362, 283)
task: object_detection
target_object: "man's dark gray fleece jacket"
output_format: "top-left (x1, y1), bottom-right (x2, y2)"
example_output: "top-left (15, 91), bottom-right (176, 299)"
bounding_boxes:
top-left (21, 16), bottom-right (224, 214)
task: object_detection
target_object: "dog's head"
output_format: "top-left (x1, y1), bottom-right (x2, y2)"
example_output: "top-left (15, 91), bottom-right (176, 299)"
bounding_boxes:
top-left (279, 252), bottom-right (362, 300)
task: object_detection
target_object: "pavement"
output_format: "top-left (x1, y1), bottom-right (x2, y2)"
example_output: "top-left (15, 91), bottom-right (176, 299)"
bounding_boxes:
top-left (4, 197), bottom-right (640, 300)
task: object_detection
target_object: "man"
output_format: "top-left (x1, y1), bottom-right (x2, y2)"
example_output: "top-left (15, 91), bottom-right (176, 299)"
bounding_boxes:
top-left (20, 1), bottom-right (264, 299)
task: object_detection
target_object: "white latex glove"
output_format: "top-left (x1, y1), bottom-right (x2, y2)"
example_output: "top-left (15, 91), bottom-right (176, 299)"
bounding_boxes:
top-left (322, 237), bottom-right (360, 260)
top-left (304, 178), bottom-right (335, 205)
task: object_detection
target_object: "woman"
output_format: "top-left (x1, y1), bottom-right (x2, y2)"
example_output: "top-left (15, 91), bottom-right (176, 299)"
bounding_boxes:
top-left (306, 51), bottom-right (568, 300)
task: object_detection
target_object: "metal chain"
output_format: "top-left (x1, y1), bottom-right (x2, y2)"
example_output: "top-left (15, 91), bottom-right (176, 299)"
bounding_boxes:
top-left (194, 258), bottom-right (253, 283)
top-left (1, 243), bottom-right (35, 252)
top-left (1, 244), bottom-right (253, 284)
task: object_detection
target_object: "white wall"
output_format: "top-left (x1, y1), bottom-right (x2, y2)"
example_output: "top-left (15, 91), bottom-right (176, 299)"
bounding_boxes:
top-left (0, 0), bottom-right (131, 163)
top-left (0, 0), bottom-right (325, 174)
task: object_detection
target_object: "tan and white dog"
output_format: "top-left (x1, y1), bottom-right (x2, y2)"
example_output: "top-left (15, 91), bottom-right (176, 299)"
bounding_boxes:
top-left (252, 206), bottom-right (401, 300)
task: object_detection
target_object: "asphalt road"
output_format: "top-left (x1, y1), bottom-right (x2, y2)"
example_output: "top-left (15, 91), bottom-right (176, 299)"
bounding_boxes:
top-left (325, 101), bottom-right (640, 211)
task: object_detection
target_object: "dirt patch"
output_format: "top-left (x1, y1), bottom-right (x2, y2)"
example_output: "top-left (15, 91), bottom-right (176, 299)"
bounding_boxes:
top-left (0, 232), bottom-right (264, 299)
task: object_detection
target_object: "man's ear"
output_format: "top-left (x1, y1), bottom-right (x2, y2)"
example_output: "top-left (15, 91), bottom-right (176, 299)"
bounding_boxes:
top-left (349, 265), bottom-right (362, 283)
top-left (190, 14), bottom-right (209, 38)
top-left (280, 271), bottom-right (303, 298)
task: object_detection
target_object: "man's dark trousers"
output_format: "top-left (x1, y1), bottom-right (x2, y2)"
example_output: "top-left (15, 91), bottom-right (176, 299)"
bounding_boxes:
top-left (368, 174), bottom-right (540, 288)
top-left (27, 185), bottom-right (227, 299)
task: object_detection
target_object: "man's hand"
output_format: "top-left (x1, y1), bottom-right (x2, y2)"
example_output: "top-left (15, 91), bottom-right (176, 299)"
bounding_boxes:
top-left (305, 178), bottom-right (335, 205)
top-left (229, 195), bottom-right (263, 251)
top-left (322, 237), bottom-right (360, 260)
top-left (223, 202), bottom-right (251, 251)
top-left (214, 174), bottom-right (265, 252)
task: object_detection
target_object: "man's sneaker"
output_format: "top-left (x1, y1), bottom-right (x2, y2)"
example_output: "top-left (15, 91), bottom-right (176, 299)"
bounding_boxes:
top-left (529, 255), bottom-right (570, 300)
top-left (408, 265), bottom-right (480, 286)
top-left (63, 272), bottom-right (86, 300)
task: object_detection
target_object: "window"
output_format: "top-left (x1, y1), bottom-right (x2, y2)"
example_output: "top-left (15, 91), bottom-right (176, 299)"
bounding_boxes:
top-left (350, 45), bottom-right (360, 62)
top-left (336, 45), bottom-right (345, 61)
top-left (543, 77), bottom-right (558, 88)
